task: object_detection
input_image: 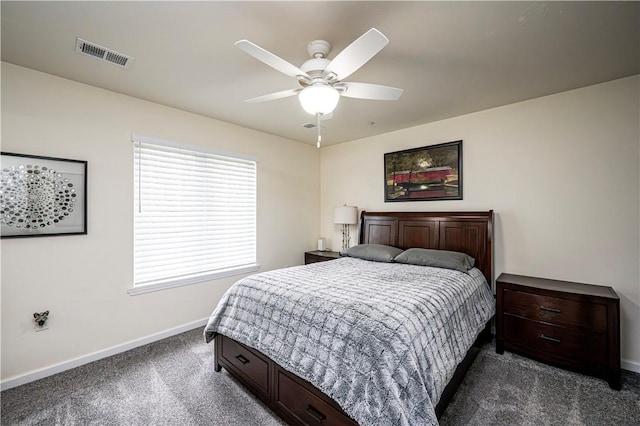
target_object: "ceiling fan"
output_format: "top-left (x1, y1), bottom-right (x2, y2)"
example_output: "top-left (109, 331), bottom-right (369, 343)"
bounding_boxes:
top-left (236, 28), bottom-right (403, 147)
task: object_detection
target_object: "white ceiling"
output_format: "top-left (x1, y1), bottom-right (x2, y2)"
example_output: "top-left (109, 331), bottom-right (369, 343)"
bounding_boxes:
top-left (2, 1), bottom-right (638, 146)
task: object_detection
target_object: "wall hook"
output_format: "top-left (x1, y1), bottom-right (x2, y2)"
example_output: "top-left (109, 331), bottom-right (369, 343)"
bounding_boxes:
top-left (33, 311), bottom-right (49, 327)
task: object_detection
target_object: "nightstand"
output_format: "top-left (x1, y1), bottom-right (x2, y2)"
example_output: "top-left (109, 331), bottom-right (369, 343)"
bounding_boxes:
top-left (304, 250), bottom-right (340, 265)
top-left (496, 273), bottom-right (620, 390)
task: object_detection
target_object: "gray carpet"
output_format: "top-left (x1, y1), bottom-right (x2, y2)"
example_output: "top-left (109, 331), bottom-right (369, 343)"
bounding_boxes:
top-left (2, 328), bottom-right (639, 425)
top-left (439, 347), bottom-right (640, 426)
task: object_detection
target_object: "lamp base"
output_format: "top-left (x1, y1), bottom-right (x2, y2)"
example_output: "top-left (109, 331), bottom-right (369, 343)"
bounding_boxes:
top-left (341, 224), bottom-right (351, 252)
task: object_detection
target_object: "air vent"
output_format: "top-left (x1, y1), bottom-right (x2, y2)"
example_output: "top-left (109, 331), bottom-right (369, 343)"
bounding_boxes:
top-left (302, 123), bottom-right (317, 129)
top-left (75, 38), bottom-right (134, 68)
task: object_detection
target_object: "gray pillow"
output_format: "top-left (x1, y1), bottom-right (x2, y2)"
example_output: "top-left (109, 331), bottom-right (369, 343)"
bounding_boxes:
top-left (394, 248), bottom-right (475, 272)
top-left (340, 244), bottom-right (403, 263)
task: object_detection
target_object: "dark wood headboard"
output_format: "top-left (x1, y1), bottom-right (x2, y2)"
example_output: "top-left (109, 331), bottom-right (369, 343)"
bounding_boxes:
top-left (359, 211), bottom-right (494, 285)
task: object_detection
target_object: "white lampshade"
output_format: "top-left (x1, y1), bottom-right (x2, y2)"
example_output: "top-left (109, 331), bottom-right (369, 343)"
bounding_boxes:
top-left (334, 205), bottom-right (358, 225)
top-left (299, 83), bottom-right (340, 115)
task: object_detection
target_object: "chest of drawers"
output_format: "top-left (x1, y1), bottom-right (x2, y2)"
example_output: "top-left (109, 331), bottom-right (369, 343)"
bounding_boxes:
top-left (496, 273), bottom-right (620, 390)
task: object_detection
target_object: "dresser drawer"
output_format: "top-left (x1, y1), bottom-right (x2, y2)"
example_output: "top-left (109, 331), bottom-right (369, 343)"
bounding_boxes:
top-left (275, 367), bottom-right (356, 426)
top-left (305, 253), bottom-right (328, 264)
top-left (503, 288), bottom-right (607, 331)
top-left (503, 314), bottom-right (608, 366)
top-left (220, 336), bottom-right (269, 397)
top-left (304, 251), bottom-right (340, 265)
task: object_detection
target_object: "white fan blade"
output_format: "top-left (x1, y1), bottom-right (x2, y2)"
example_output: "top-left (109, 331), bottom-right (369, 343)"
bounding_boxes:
top-left (236, 40), bottom-right (310, 79)
top-left (337, 82), bottom-right (403, 101)
top-left (245, 88), bottom-right (300, 103)
top-left (323, 28), bottom-right (389, 81)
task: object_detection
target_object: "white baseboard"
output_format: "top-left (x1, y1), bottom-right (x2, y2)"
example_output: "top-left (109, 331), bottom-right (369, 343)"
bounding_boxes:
top-left (1, 318), bottom-right (208, 391)
top-left (622, 358), bottom-right (640, 374)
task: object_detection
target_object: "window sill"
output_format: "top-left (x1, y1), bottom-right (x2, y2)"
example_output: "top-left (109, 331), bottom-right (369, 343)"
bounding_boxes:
top-left (128, 263), bottom-right (260, 296)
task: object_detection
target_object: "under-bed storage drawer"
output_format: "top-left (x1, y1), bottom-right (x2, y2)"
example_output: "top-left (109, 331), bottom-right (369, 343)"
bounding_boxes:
top-left (216, 335), bottom-right (356, 425)
top-left (274, 366), bottom-right (357, 426)
top-left (220, 336), bottom-right (270, 400)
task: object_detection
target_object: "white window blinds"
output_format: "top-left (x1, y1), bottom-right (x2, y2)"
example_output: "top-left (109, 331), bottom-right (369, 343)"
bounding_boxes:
top-left (132, 135), bottom-right (258, 293)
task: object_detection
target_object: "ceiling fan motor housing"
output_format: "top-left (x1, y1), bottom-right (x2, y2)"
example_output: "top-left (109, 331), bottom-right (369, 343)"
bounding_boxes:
top-left (300, 40), bottom-right (332, 81)
top-left (300, 57), bottom-right (331, 79)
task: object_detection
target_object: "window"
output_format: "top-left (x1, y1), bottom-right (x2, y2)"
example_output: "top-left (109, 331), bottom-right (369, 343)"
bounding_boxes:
top-left (130, 134), bottom-right (258, 295)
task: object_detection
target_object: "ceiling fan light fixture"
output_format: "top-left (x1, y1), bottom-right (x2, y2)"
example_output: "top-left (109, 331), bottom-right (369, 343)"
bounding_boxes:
top-left (299, 83), bottom-right (340, 115)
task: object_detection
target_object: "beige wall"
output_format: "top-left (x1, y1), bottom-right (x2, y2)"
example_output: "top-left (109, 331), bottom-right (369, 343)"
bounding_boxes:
top-left (1, 63), bottom-right (320, 380)
top-left (321, 76), bottom-right (640, 368)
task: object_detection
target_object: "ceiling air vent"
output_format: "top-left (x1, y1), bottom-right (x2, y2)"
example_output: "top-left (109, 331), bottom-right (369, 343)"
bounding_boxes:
top-left (75, 38), bottom-right (134, 68)
top-left (302, 123), bottom-right (317, 129)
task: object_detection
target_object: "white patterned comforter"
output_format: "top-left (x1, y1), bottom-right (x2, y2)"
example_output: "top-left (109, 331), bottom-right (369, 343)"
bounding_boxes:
top-left (204, 257), bottom-right (495, 425)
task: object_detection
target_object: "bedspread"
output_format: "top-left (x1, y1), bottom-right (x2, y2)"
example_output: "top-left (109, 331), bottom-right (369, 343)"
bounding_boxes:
top-left (204, 257), bottom-right (495, 426)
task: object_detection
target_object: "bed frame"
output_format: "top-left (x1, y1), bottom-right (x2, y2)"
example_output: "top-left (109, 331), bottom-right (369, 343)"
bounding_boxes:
top-left (214, 210), bottom-right (494, 425)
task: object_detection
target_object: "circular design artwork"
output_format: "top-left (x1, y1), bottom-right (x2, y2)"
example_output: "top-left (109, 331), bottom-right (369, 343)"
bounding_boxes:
top-left (0, 164), bottom-right (76, 230)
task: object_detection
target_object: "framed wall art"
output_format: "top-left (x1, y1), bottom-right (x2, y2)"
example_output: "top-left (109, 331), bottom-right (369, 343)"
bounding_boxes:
top-left (384, 140), bottom-right (462, 202)
top-left (1, 152), bottom-right (87, 238)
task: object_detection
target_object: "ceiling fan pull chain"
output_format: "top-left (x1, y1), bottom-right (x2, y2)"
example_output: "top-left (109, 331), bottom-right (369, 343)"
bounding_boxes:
top-left (317, 113), bottom-right (322, 148)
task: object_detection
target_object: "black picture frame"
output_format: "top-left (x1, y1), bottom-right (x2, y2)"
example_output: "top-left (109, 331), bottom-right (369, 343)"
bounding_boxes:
top-left (1, 152), bottom-right (87, 238)
top-left (384, 140), bottom-right (462, 202)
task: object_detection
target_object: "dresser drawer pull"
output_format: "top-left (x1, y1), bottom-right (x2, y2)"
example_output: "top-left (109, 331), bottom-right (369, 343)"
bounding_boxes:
top-left (235, 354), bottom-right (250, 365)
top-left (540, 334), bottom-right (562, 343)
top-left (540, 306), bottom-right (561, 314)
top-left (305, 404), bottom-right (326, 423)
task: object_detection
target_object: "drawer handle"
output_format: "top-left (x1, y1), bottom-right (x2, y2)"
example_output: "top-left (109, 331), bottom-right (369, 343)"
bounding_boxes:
top-left (305, 404), bottom-right (326, 423)
top-left (235, 354), bottom-right (250, 365)
top-left (540, 334), bottom-right (562, 344)
top-left (540, 306), bottom-right (561, 314)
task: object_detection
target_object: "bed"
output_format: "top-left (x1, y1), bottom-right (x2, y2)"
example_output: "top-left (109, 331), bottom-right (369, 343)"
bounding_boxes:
top-left (205, 211), bottom-right (495, 425)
